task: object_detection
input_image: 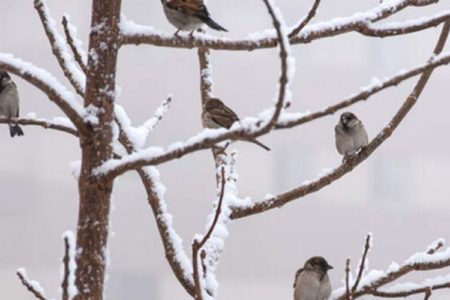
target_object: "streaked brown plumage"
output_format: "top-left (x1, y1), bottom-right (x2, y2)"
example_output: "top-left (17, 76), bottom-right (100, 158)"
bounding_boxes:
top-left (202, 98), bottom-right (270, 151)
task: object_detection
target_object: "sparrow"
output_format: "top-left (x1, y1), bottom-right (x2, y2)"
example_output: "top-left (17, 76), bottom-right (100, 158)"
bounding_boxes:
top-left (293, 256), bottom-right (333, 300)
top-left (335, 112), bottom-right (368, 159)
top-left (161, 0), bottom-right (228, 36)
top-left (0, 71), bottom-right (24, 137)
top-left (202, 98), bottom-right (271, 151)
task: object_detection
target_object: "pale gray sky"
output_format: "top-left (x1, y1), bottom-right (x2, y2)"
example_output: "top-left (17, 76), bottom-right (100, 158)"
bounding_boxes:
top-left (1, 0), bottom-right (449, 299)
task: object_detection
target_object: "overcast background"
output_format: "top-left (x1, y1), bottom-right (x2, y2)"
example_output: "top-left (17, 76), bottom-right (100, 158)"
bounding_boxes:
top-left (1, 0), bottom-right (450, 299)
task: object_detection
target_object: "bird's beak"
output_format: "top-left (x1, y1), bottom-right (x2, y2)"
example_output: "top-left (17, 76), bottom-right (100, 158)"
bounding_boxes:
top-left (327, 265), bottom-right (334, 270)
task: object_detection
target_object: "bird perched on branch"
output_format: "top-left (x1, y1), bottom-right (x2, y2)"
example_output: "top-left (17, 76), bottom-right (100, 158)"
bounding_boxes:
top-left (335, 112), bottom-right (368, 160)
top-left (202, 98), bottom-right (271, 151)
top-left (293, 256), bottom-right (333, 300)
top-left (161, 0), bottom-right (227, 36)
top-left (0, 71), bottom-right (24, 137)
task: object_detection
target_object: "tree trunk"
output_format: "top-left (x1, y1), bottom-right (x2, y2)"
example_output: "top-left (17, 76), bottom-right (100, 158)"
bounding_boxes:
top-left (74, 0), bottom-right (121, 299)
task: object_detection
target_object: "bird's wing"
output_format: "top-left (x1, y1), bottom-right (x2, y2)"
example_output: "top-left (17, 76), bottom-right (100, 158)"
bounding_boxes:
top-left (210, 106), bottom-right (239, 129)
top-left (293, 268), bottom-right (303, 288)
top-left (166, 0), bottom-right (209, 18)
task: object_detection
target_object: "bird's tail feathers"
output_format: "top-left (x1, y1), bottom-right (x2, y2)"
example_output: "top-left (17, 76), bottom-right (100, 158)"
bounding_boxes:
top-left (203, 16), bottom-right (228, 32)
top-left (249, 138), bottom-right (271, 151)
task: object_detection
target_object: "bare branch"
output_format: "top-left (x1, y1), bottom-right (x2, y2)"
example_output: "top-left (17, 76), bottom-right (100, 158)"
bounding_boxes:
top-left (345, 259), bottom-right (351, 300)
top-left (0, 55), bottom-right (86, 131)
top-left (62, 236), bottom-right (70, 300)
top-left (352, 234), bottom-right (372, 293)
top-left (121, 0), bottom-right (439, 50)
top-left (230, 21), bottom-right (450, 220)
top-left (289, 0), bottom-right (321, 38)
top-left (16, 269), bottom-right (48, 300)
top-left (34, 0), bottom-right (85, 96)
top-left (0, 116), bottom-right (78, 136)
top-left (62, 15), bottom-right (88, 74)
top-left (192, 167), bottom-right (226, 300)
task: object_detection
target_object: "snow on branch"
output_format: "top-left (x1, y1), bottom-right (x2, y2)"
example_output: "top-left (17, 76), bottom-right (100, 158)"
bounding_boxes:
top-left (0, 53), bottom-right (86, 129)
top-left (275, 50), bottom-right (450, 130)
top-left (34, 0), bottom-right (86, 96)
top-left (229, 21), bottom-right (450, 220)
top-left (332, 236), bottom-right (450, 299)
top-left (16, 268), bottom-right (49, 300)
top-left (0, 114), bottom-right (78, 136)
top-left (136, 96), bottom-right (172, 144)
top-left (61, 231), bottom-right (77, 300)
top-left (62, 15), bottom-right (88, 74)
top-left (192, 152), bottom-right (250, 299)
top-left (120, 0), bottom-right (440, 50)
top-left (114, 105), bottom-right (195, 296)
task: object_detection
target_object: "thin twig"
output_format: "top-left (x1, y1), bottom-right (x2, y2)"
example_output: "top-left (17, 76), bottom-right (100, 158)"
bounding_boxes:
top-left (16, 270), bottom-right (48, 300)
top-left (289, 0), bottom-right (321, 38)
top-left (345, 258), bottom-right (351, 300)
top-left (61, 236), bottom-right (70, 300)
top-left (192, 167), bottom-right (226, 300)
top-left (427, 240), bottom-right (444, 255)
top-left (62, 15), bottom-right (88, 74)
top-left (352, 234), bottom-right (372, 293)
top-left (0, 117), bottom-right (78, 136)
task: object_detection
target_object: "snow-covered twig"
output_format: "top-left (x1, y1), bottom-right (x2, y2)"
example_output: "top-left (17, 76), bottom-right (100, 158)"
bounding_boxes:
top-left (275, 50), bottom-right (450, 129)
top-left (198, 47), bottom-right (214, 105)
top-left (137, 96), bottom-right (172, 142)
top-left (16, 269), bottom-right (48, 300)
top-left (34, 0), bottom-right (86, 96)
top-left (62, 15), bottom-right (88, 74)
top-left (288, 0), bottom-right (321, 38)
top-left (0, 115), bottom-right (78, 136)
top-left (360, 9), bottom-right (450, 37)
top-left (352, 234), bottom-right (372, 293)
top-left (332, 238), bottom-right (450, 299)
top-left (230, 21), bottom-right (450, 220)
top-left (120, 0), bottom-right (438, 50)
top-left (114, 106), bottom-right (195, 296)
top-left (0, 54), bottom-right (86, 129)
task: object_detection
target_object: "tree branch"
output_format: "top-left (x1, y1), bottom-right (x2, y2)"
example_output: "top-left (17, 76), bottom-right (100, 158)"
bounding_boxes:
top-left (345, 258), bottom-right (351, 300)
top-left (114, 105), bottom-right (196, 297)
top-left (352, 234), bottom-right (372, 293)
top-left (62, 236), bottom-right (70, 300)
top-left (16, 269), bottom-right (48, 300)
top-left (288, 0), bottom-right (321, 38)
top-left (0, 116), bottom-right (78, 136)
top-left (34, 0), bottom-right (86, 97)
top-left (0, 54), bottom-right (86, 131)
top-left (120, 0), bottom-right (439, 50)
top-left (192, 167), bottom-right (226, 300)
top-left (229, 21), bottom-right (450, 220)
top-left (274, 51), bottom-right (450, 130)
top-left (62, 15), bottom-right (88, 74)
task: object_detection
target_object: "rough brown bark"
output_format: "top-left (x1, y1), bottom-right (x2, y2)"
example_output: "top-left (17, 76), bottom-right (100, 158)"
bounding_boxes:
top-left (74, 0), bottom-right (121, 299)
